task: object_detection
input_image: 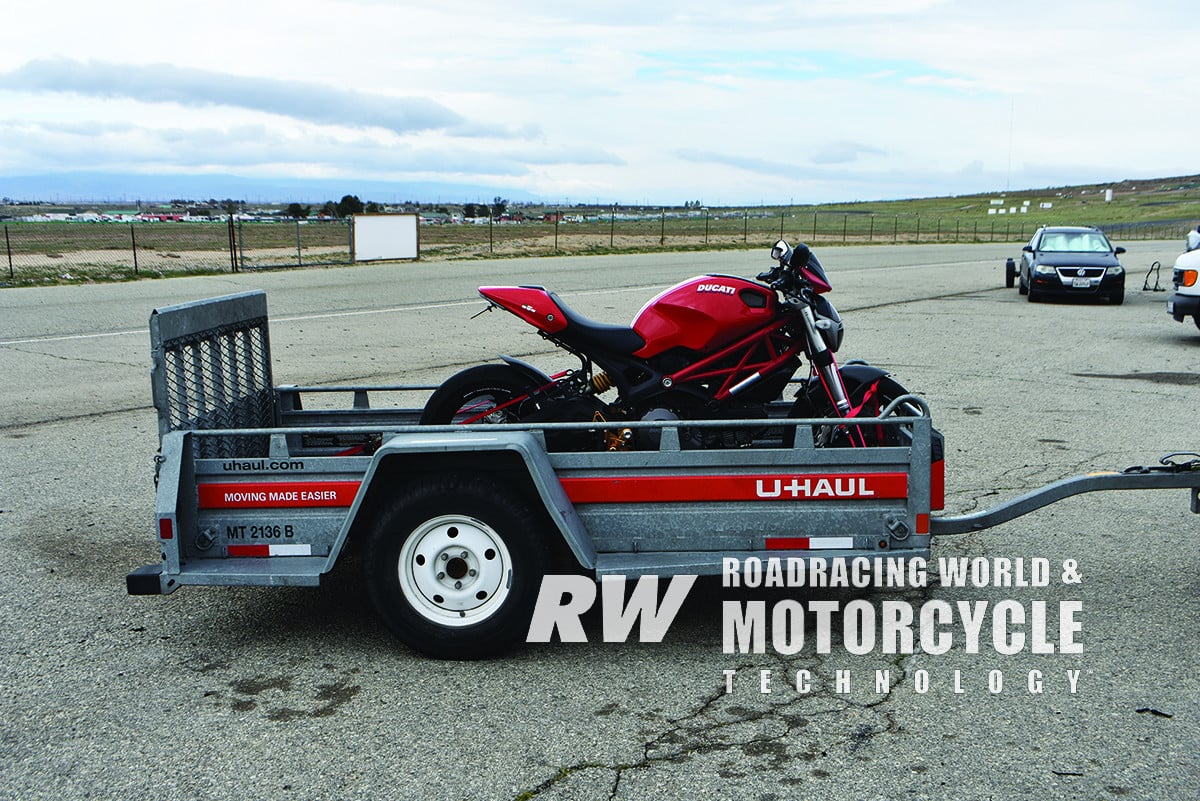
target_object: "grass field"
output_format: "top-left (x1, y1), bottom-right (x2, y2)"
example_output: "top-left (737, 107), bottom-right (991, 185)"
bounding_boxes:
top-left (3, 174), bottom-right (1198, 287)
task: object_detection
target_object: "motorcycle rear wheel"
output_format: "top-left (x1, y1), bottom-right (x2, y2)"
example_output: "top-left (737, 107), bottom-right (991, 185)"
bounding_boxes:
top-left (420, 364), bottom-right (542, 425)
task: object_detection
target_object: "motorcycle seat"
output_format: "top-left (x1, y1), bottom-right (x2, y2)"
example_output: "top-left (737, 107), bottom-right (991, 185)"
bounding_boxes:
top-left (548, 291), bottom-right (646, 354)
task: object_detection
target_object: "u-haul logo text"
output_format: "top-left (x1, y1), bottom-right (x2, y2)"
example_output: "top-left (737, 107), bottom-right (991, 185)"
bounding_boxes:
top-left (696, 283), bottom-right (736, 295)
top-left (756, 477), bottom-right (875, 499)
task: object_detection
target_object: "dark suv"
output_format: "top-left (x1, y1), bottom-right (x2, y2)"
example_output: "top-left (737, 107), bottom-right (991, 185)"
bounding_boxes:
top-left (1013, 226), bottom-right (1126, 304)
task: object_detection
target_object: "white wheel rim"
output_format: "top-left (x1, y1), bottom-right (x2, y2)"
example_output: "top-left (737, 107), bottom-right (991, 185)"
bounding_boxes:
top-left (398, 515), bottom-right (513, 627)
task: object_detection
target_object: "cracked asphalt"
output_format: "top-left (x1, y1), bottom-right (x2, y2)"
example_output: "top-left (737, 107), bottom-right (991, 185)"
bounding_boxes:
top-left (1, 242), bottom-right (1197, 800)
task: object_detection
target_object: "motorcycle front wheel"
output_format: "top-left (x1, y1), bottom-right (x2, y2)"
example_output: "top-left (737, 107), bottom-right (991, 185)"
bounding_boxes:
top-left (786, 375), bottom-right (918, 447)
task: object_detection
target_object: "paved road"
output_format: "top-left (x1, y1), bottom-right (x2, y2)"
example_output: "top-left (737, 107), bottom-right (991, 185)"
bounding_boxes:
top-left (1, 242), bottom-right (1197, 800)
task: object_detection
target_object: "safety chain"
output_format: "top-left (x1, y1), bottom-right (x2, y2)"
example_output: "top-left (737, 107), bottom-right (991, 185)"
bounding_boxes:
top-left (1122, 452), bottom-right (1200, 475)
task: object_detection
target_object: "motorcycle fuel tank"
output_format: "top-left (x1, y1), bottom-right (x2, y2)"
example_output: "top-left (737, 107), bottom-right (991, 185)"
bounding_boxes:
top-left (631, 275), bottom-right (776, 359)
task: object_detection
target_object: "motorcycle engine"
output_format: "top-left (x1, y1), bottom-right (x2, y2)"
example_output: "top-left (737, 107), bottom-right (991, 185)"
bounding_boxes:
top-left (637, 406), bottom-right (767, 450)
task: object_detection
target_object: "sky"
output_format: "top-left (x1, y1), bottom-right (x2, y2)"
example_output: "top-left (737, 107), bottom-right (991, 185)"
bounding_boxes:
top-left (0, 0), bottom-right (1194, 206)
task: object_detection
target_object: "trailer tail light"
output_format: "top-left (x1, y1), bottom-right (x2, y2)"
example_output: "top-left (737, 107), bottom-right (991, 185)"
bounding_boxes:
top-left (158, 518), bottom-right (173, 540)
top-left (931, 459), bottom-right (945, 511)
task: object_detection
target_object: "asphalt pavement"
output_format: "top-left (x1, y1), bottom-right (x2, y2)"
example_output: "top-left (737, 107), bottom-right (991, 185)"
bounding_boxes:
top-left (1, 241), bottom-right (1197, 800)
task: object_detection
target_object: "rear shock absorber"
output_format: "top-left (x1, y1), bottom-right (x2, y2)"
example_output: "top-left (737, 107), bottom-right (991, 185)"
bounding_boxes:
top-left (591, 371), bottom-right (615, 394)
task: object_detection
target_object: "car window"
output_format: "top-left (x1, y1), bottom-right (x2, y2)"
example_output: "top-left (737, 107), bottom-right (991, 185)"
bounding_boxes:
top-left (1040, 233), bottom-right (1070, 251)
top-left (1039, 232), bottom-right (1111, 252)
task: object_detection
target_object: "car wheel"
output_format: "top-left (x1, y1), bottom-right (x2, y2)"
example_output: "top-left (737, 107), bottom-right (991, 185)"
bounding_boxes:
top-left (1018, 274), bottom-right (1028, 296)
top-left (1109, 287), bottom-right (1125, 305)
top-left (1027, 283), bottom-right (1040, 302)
top-left (1194, 315), bottom-right (1200, 331)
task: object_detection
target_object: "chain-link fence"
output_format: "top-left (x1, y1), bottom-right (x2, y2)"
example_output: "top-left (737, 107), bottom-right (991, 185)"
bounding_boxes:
top-left (1, 218), bottom-right (352, 285)
top-left (1, 210), bottom-right (1191, 287)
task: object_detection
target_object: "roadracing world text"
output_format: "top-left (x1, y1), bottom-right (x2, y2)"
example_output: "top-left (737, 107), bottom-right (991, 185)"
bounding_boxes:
top-left (526, 556), bottom-right (1085, 660)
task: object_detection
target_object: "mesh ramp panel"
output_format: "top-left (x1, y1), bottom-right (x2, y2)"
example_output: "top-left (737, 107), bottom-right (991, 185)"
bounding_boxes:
top-left (150, 291), bottom-right (276, 458)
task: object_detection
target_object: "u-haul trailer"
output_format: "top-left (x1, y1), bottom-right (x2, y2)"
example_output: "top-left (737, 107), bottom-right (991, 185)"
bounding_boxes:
top-left (126, 291), bottom-right (1200, 658)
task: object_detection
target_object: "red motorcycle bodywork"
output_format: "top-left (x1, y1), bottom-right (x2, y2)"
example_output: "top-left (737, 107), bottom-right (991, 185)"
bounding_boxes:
top-left (631, 275), bottom-right (777, 359)
top-left (479, 286), bottom-right (568, 334)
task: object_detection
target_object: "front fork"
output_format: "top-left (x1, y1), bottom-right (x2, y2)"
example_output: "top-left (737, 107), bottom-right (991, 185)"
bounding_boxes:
top-left (799, 305), bottom-right (852, 416)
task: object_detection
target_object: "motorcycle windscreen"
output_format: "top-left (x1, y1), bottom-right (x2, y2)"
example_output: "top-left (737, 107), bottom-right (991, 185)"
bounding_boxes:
top-left (799, 253), bottom-right (833, 294)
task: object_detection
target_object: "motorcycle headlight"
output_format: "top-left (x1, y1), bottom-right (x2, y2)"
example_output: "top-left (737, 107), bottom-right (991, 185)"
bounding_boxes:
top-left (816, 318), bottom-right (844, 352)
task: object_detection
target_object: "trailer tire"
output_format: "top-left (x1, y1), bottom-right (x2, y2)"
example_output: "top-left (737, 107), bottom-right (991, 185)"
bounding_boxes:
top-left (363, 476), bottom-right (552, 659)
top-left (1004, 259), bottom-right (1016, 288)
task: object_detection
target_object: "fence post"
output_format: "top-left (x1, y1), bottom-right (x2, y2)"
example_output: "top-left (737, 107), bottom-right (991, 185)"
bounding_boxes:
top-left (238, 220), bottom-right (246, 270)
top-left (703, 207), bottom-right (709, 245)
top-left (554, 211), bottom-right (559, 251)
top-left (915, 216), bottom-right (921, 243)
top-left (295, 220), bottom-right (303, 267)
top-left (868, 215), bottom-right (874, 242)
top-left (489, 215), bottom-right (493, 254)
top-left (129, 223), bottom-right (139, 275)
top-left (893, 216), bottom-right (898, 244)
top-left (610, 205), bottom-right (615, 247)
top-left (779, 209), bottom-right (785, 240)
top-left (661, 208), bottom-right (666, 246)
top-left (5, 225), bottom-right (12, 280)
top-left (936, 218), bottom-right (941, 242)
top-left (227, 215), bottom-right (238, 272)
top-left (842, 214), bottom-right (848, 243)
top-left (811, 212), bottom-right (817, 242)
top-left (743, 209), bottom-right (748, 243)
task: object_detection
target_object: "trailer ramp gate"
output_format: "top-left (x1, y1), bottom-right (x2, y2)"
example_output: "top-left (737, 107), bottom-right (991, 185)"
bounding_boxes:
top-left (149, 290), bottom-right (276, 459)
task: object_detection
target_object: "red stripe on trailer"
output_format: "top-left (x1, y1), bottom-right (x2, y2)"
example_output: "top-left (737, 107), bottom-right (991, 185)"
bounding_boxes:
top-left (766, 537), bottom-right (810, 549)
top-left (559, 473), bottom-right (907, 503)
top-left (198, 481), bottom-right (360, 509)
top-left (227, 544), bottom-right (270, 557)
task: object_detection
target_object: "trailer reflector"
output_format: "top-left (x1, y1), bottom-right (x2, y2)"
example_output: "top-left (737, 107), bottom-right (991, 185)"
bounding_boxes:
top-left (227, 544), bottom-right (313, 557)
top-left (158, 518), bottom-right (173, 540)
top-left (765, 536), bottom-right (855, 550)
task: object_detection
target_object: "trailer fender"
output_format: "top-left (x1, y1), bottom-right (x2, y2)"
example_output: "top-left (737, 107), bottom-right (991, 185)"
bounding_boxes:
top-left (327, 429), bottom-right (596, 571)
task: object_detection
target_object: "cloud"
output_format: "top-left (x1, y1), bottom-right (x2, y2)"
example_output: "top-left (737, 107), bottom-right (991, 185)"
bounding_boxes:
top-left (675, 149), bottom-right (797, 178)
top-left (0, 58), bottom-right (514, 138)
top-left (810, 141), bottom-right (888, 165)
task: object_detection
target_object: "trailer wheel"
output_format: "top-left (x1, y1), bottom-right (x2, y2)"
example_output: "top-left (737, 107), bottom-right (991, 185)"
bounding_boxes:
top-left (1005, 259), bottom-right (1016, 288)
top-left (364, 476), bottom-right (551, 659)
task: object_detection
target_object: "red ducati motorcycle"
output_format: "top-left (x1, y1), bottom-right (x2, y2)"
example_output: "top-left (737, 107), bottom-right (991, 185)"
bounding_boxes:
top-left (421, 240), bottom-right (916, 450)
